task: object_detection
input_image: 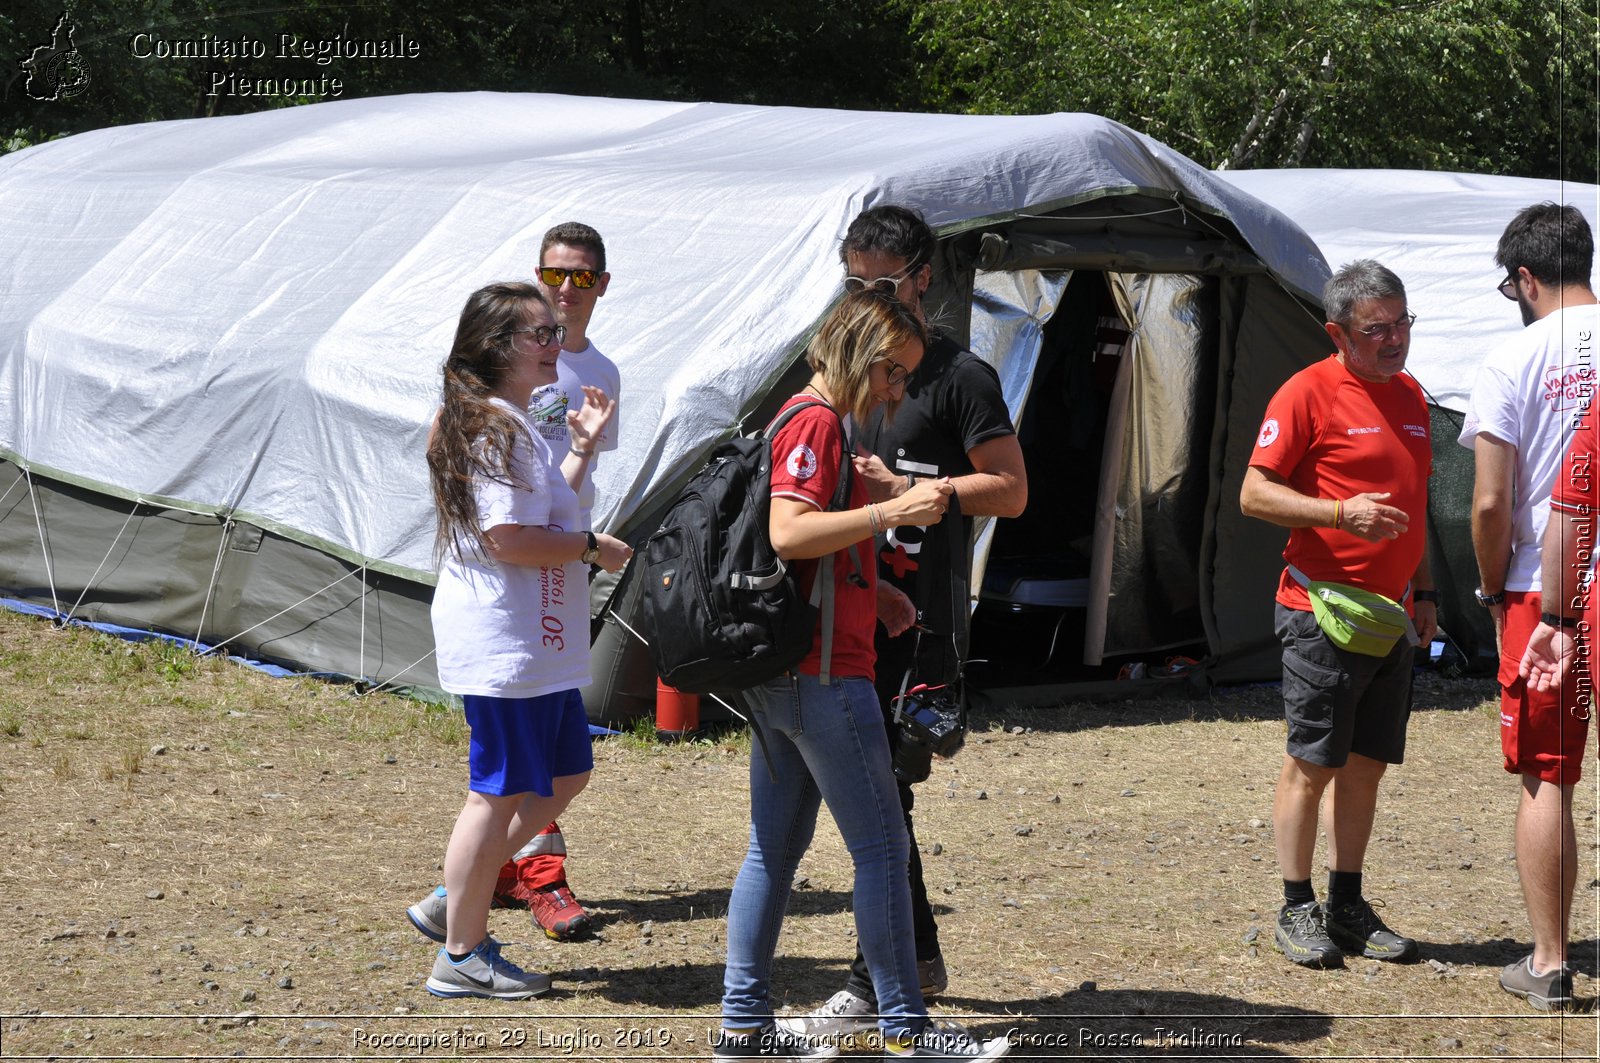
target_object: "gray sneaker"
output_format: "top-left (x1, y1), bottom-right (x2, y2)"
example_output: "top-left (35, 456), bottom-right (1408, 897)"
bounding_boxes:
top-left (406, 886), bottom-right (447, 943)
top-left (424, 939), bottom-right (551, 1000)
top-left (885, 1021), bottom-right (1012, 1060)
top-left (1500, 955), bottom-right (1573, 1011)
top-left (1322, 897), bottom-right (1419, 963)
top-left (919, 954), bottom-right (949, 998)
top-left (1274, 900), bottom-right (1343, 968)
top-left (776, 989), bottom-right (877, 1043)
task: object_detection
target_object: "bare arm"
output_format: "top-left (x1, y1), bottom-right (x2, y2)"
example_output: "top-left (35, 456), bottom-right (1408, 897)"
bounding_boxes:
top-left (946, 434), bottom-right (1027, 518)
top-left (484, 524), bottom-right (630, 573)
top-left (1522, 506), bottom-right (1591, 690)
top-left (560, 385), bottom-right (616, 491)
top-left (857, 434), bottom-right (1027, 518)
top-left (770, 480), bottom-right (954, 562)
top-left (1412, 540), bottom-right (1438, 646)
top-left (1470, 434), bottom-right (1515, 596)
top-left (1239, 465), bottom-right (1409, 541)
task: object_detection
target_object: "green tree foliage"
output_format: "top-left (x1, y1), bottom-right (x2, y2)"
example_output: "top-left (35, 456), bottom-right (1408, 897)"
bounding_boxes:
top-left (2, 1), bottom-right (919, 153)
top-left (900, 0), bottom-right (1598, 181)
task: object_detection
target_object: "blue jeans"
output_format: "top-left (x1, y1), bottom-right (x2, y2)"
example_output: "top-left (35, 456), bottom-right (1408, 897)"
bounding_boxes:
top-left (721, 674), bottom-right (925, 1037)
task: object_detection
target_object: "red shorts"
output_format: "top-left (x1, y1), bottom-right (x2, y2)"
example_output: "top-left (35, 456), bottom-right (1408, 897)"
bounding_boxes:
top-left (1499, 591), bottom-right (1593, 784)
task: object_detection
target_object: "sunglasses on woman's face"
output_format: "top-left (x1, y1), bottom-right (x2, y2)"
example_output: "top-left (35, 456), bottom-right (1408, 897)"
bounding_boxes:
top-left (538, 266), bottom-right (599, 290)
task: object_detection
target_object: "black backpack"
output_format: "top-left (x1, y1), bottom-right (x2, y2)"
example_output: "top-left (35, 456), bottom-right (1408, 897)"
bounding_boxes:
top-left (641, 399), bottom-right (855, 694)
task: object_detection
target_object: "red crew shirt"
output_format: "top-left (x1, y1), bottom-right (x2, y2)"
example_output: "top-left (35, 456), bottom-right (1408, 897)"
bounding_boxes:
top-left (768, 396), bottom-right (877, 680)
top-left (1250, 355), bottom-right (1432, 610)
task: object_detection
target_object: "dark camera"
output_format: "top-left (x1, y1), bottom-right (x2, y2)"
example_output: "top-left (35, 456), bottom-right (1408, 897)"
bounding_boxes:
top-left (891, 684), bottom-right (967, 785)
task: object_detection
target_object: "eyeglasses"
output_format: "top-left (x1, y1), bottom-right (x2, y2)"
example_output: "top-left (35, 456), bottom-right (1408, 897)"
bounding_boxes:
top-left (844, 265), bottom-right (916, 295)
top-left (1348, 312), bottom-right (1417, 341)
top-left (507, 324), bottom-right (567, 347)
top-left (538, 266), bottom-right (599, 290)
top-left (878, 357), bottom-right (912, 387)
top-left (1498, 275), bottom-right (1519, 301)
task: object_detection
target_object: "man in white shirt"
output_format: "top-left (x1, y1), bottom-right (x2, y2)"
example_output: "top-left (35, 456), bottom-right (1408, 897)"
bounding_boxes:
top-left (1460, 202), bottom-right (1597, 1010)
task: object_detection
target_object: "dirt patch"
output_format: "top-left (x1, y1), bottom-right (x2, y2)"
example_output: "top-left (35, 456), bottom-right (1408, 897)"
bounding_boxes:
top-left (1, 612), bottom-right (1597, 1060)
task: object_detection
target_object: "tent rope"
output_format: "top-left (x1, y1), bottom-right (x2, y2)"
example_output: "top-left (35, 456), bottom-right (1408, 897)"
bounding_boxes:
top-left (357, 646), bottom-right (435, 697)
top-left (193, 517), bottom-right (235, 650)
top-left (22, 467), bottom-right (61, 618)
top-left (0, 469), bottom-right (26, 512)
top-left (63, 496), bottom-right (146, 623)
top-left (200, 565), bottom-right (363, 658)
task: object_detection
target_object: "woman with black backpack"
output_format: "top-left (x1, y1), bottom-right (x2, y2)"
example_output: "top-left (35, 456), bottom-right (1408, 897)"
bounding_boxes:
top-left (713, 289), bottom-right (1010, 1062)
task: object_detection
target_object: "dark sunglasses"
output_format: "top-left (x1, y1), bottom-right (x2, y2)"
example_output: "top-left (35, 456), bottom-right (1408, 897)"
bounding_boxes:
top-left (1498, 275), bottom-right (1519, 301)
top-left (538, 266), bottom-right (600, 290)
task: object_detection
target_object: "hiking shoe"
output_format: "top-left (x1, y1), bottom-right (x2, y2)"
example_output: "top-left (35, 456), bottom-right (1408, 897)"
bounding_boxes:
top-left (527, 882), bottom-right (592, 940)
top-left (423, 939), bottom-right (550, 1000)
top-left (776, 989), bottom-right (877, 1042)
top-left (885, 1021), bottom-right (1012, 1060)
top-left (1322, 897), bottom-right (1419, 963)
top-left (1500, 955), bottom-right (1574, 1011)
top-left (406, 886), bottom-right (447, 943)
top-left (919, 953), bottom-right (949, 998)
top-left (711, 1023), bottom-right (841, 1059)
top-left (1274, 900), bottom-right (1344, 968)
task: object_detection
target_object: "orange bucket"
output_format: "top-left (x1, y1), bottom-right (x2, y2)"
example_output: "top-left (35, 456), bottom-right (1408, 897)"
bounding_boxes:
top-left (654, 678), bottom-right (700, 742)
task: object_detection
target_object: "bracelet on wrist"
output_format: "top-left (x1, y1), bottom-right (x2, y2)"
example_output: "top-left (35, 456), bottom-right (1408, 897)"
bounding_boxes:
top-left (1412, 589), bottom-right (1440, 604)
top-left (570, 443), bottom-right (593, 458)
top-left (1541, 612), bottom-right (1581, 629)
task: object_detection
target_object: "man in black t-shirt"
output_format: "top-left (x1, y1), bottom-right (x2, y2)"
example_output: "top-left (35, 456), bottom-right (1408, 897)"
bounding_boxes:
top-left (779, 205), bottom-right (1027, 1041)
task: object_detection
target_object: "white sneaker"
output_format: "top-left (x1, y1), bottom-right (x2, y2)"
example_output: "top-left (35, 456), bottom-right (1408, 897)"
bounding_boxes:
top-left (406, 885), bottom-right (447, 943)
top-left (775, 989), bottom-right (877, 1042)
top-left (885, 1021), bottom-right (1011, 1060)
top-left (424, 939), bottom-right (550, 1000)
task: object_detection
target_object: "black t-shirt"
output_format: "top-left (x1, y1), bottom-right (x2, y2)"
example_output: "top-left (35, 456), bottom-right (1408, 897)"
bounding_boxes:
top-left (861, 333), bottom-right (1014, 689)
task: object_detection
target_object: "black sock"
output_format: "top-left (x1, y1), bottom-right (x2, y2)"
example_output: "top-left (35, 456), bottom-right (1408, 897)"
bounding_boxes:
top-left (1327, 870), bottom-right (1362, 909)
top-left (447, 950), bottom-right (472, 963)
top-left (1283, 878), bottom-right (1316, 907)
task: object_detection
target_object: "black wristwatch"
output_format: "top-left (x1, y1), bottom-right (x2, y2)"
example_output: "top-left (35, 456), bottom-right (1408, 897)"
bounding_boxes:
top-left (1541, 612), bottom-right (1580, 629)
top-left (580, 531), bottom-right (602, 565)
top-left (1474, 587), bottom-right (1505, 607)
top-left (1413, 589), bottom-right (1440, 604)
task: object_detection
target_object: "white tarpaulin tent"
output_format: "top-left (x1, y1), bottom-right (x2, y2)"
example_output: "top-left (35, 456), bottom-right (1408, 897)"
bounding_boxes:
top-left (0, 92), bottom-right (1336, 693)
top-left (1216, 169), bottom-right (1600, 412)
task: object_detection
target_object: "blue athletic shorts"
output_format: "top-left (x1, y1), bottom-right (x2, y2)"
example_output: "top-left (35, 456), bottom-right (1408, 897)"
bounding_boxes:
top-left (461, 688), bottom-right (594, 796)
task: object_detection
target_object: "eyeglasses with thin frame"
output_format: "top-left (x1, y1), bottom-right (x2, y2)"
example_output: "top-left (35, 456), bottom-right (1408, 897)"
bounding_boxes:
top-left (844, 265), bottom-right (917, 295)
top-left (538, 266), bottom-right (600, 290)
top-left (1498, 275), bottom-right (1519, 301)
top-left (1347, 312), bottom-right (1417, 341)
top-left (507, 324), bottom-right (567, 347)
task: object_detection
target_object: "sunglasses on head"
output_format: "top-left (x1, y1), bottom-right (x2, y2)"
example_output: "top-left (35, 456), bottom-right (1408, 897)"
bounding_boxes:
top-left (538, 266), bottom-right (600, 290)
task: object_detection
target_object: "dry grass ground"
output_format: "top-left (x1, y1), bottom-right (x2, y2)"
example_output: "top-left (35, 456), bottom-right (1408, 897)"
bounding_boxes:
top-left (2, 609), bottom-right (1599, 1061)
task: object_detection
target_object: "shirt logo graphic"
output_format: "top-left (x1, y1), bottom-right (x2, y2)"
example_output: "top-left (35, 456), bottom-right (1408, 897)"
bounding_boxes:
top-left (1542, 365), bottom-right (1596, 412)
top-left (1346, 426), bottom-right (1382, 435)
top-left (1257, 419), bottom-right (1280, 448)
top-left (786, 444), bottom-right (818, 480)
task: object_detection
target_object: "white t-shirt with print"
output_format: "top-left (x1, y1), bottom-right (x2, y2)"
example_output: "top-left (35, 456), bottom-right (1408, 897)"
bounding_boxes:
top-left (431, 399), bottom-right (590, 697)
top-left (1458, 305), bottom-right (1600, 591)
top-left (526, 340), bottom-right (621, 526)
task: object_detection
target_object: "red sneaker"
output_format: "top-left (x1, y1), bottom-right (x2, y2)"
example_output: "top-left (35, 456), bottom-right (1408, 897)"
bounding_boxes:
top-left (527, 882), bottom-right (592, 940)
